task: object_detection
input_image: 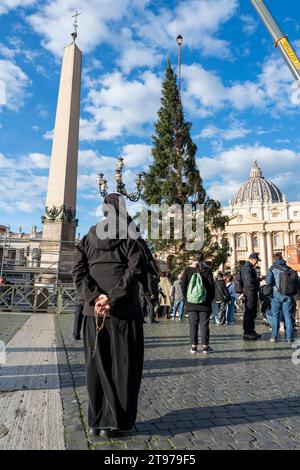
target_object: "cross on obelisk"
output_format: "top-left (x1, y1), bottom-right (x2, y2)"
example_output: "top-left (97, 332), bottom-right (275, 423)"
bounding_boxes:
top-left (71, 10), bottom-right (81, 43)
top-left (41, 23), bottom-right (82, 284)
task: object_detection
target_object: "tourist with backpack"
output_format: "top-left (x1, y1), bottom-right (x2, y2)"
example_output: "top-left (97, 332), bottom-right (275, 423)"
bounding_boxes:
top-left (238, 254), bottom-right (262, 341)
top-left (214, 272), bottom-right (230, 325)
top-left (266, 252), bottom-right (299, 344)
top-left (181, 254), bottom-right (215, 354)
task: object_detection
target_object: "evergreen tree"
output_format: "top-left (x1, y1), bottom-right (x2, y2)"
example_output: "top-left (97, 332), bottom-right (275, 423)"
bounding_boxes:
top-left (142, 60), bottom-right (229, 274)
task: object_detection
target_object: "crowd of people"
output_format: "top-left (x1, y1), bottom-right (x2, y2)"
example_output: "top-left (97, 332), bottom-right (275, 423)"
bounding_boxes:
top-left (141, 252), bottom-right (300, 354)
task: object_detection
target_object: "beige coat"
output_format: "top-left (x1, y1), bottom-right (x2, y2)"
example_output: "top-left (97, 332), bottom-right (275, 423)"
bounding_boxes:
top-left (159, 277), bottom-right (172, 307)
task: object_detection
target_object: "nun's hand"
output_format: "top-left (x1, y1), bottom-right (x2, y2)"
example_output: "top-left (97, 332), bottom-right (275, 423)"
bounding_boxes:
top-left (95, 294), bottom-right (109, 307)
top-left (95, 304), bottom-right (110, 317)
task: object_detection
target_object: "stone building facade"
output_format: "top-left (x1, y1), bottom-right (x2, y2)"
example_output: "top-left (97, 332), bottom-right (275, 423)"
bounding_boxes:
top-left (0, 225), bottom-right (43, 283)
top-left (222, 161), bottom-right (300, 274)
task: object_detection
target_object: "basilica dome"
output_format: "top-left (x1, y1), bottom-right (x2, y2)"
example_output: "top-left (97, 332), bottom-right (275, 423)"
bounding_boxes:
top-left (233, 160), bottom-right (283, 205)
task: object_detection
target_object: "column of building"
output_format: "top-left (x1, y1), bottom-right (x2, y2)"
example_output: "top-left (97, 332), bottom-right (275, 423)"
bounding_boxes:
top-left (218, 234), bottom-right (225, 272)
top-left (284, 231), bottom-right (291, 247)
top-left (230, 233), bottom-right (236, 272)
top-left (266, 232), bottom-right (273, 269)
top-left (260, 232), bottom-right (268, 275)
top-left (247, 232), bottom-right (253, 256)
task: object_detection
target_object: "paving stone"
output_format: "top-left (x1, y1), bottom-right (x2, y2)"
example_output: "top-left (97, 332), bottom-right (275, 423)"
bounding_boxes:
top-left (189, 439), bottom-right (211, 449)
top-left (231, 442), bottom-right (256, 450)
top-left (125, 441), bottom-right (149, 450)
top-left (208, 443), bottom-right (234, 450)
top-left (67, 440), bottom-right (89, 450)
top-left (169, 434), bottom-right (193, 449)
top-left (149, 439), bottom-right (174, 450)
top-left (253, 440), bottom-right (282, 450)
top-left (94, 444), bottom-right (126, 450)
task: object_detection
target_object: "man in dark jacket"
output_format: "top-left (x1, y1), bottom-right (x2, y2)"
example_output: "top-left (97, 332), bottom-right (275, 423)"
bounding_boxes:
top-left (214, 272), bottom-right (230, 325)
top-left (181, 255), bottom-right (215, 354)
top-left (241, 253), bottom-right (261, 341)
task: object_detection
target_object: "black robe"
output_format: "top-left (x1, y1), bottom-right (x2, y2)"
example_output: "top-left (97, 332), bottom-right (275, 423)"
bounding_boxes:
top-left (72, 225), bottom-right (144, 430)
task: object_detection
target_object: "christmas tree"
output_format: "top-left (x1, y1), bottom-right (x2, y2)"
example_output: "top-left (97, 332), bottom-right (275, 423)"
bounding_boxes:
top-left (142, 60), bottom-right (229, 273)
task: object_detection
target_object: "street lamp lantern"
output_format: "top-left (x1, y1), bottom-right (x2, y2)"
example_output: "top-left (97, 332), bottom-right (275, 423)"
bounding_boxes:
top-left (101, 180), bottom-right (108, 193)
top-left (98, 173), bottom-right (108, 195)
top-left (115, 170), bottom-right (122, 183)
top-left (135, 173), bottom-right (143, 191)
top-left (117, 157), bottom-right (125, 171)
top-left (176, 34), bottom-right (183, 47)
top-left (98, 173), bottom-right (104, 185)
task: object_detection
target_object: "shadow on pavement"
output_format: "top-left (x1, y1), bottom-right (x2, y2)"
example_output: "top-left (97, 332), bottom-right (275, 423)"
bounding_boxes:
top-left (133, 396), bottom-right (300, 436)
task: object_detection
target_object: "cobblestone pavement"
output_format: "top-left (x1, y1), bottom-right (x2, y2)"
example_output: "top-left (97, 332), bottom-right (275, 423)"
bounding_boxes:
top-left (56, 315), bottom-right (300, 451)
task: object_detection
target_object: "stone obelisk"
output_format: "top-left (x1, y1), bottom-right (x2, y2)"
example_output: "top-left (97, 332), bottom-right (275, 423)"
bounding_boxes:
top-left (41, 34), bottom-right (82, 283)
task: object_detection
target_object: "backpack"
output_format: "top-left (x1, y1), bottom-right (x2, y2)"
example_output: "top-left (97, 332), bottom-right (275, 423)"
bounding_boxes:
top-left (187, 273), bottom-right (207, 304)
top-left (279, 269), bottom-right (299, 296)
top-left (234, 270), bottom-right (244, 294)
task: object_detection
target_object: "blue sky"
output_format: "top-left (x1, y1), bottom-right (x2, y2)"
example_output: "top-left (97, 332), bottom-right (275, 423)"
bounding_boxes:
top-left (1, 0), bottom-right (300, 237)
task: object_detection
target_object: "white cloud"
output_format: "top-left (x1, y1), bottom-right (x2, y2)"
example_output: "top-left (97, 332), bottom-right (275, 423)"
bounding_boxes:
top-left (79, 149), bottom-right (118, 171)
top-left (43, 129), bottom-right (53, 140)
top-left (0, 152), bottom-right (48, 215)
top-left (183, 49), bottom-right (300, 117)
top-left (228, 81), bottom-right (265, 110)
top-left (121, 144), bottom-right (152, 168)
top-left (240, 14), bottom-right (258, 36)
top-left (26, 0), bottom-right (237, 63)
top-left (197, 123), bottom-right (251, 141)
top-left (78, 172), bottom-right (98, 190)
top-left (183, 64), bottom-right (227, 117)
top-left (137, 0), bottom-right (238, 59)
top-left (183, 63), bottom-right (266, 116)
top-left (204, 179), bottom-right (242, 203)
top-left (0, 78), bottom-right (5, 105)
top-left (23, 153), bottom-right (50, 169)
top-left (198, 144), bottom-right (300, 203)
top-left (0, 0), bottom-right (36, 15)
top-left (117, 38), bottom-right (163, 74)
top-left (81, 71), bottom-right (161, 141)
top-left (28, 0), bottom-right (132, 57)
top-left (0, 42), bottom-right (15, 59)
top-left (0, 37), bottom-right (40, 64)
top-left (0, 153), bottom-right (14, 168)
top-left (0, 59), bottom-right (30, 111)
top-left (258, 53), bottom-right (300, 113)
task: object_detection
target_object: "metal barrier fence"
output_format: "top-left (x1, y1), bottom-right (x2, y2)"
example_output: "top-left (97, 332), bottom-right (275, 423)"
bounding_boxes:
top-left (0, 284), bottom-right (76, 314)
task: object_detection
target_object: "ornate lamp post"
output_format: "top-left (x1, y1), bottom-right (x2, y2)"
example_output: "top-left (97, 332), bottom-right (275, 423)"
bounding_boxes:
top-left (97, 157), bottom-right (143, 202)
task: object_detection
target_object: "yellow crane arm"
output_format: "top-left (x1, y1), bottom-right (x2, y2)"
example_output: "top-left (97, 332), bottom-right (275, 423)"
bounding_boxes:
top-left (250, 0), bottom-right (300, 82)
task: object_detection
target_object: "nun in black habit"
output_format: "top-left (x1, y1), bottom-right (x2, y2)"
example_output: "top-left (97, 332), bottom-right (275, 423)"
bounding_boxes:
top-left (72, 193), bottom-right (151, 438)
